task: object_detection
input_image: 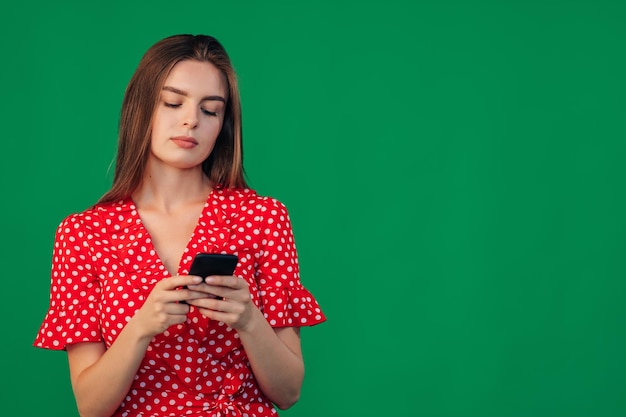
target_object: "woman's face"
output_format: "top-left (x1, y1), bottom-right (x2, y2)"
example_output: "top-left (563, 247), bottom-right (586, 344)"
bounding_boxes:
top-left (149, 60), bottom-right (228, 171)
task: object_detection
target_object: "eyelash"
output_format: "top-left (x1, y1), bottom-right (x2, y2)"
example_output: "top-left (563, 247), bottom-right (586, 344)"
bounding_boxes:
top-left (164, 102), bottom-right (217, 117)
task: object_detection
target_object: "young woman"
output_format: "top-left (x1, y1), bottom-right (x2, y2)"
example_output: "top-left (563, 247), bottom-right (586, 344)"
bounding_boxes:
top-left (34, 34), bottom-right (326, 417)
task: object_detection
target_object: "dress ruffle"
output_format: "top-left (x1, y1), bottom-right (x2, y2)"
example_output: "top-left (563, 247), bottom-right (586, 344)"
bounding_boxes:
top-left (34, 212), bottom-right (104, 350)
top-left (261, 286), bottom-right (326, 327)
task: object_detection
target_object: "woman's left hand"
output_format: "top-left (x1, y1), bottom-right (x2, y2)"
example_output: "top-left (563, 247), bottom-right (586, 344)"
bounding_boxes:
top-left (189, 275), bottom-right (304, 410)
top-left (186, 275), bottom-right (257, 331)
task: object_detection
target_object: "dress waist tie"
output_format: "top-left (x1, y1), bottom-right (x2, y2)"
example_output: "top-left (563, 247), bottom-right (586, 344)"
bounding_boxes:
top-left (210, 393), bottom-right (244, 417)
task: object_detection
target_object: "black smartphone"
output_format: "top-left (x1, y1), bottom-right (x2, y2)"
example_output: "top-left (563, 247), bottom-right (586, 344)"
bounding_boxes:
top-left (189, 253), bottom-right (238, 278)
top-left (184, 253), bottom-right (238, 302)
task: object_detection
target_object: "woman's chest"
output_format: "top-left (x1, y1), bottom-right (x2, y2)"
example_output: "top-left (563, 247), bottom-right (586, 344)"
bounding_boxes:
top-left (136, 206), bottom-right (205, 276)
top-left (92, 213), bottom-right (266, 345)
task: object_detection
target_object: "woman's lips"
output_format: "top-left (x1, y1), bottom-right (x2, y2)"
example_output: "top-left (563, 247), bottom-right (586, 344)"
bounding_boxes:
top-left (171, 136), bottom-right (198, 149)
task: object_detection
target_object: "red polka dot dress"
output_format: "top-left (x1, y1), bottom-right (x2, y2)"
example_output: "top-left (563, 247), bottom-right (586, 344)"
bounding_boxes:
top-left (34, 187), bottom-right (326, 416)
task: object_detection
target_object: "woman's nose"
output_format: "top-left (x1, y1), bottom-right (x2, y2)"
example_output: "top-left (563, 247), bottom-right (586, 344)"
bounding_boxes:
top-left (182, 110), bottom-right (199, 129)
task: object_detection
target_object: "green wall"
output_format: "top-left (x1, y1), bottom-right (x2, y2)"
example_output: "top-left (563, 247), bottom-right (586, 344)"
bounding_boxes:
top-left (2, 1), bottom-right (625, 416)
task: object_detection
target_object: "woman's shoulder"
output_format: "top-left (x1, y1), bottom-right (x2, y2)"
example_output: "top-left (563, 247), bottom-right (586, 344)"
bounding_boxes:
top-left (216, 187), bottom-right (289, 213)
top-left (57, 199), bottom-right (134, 231)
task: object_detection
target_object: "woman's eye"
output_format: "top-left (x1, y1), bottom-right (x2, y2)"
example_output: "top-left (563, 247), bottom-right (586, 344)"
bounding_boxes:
top-left (201, 108), bottom-right (217, 116)
top-left (164, 102), bottom-right (181, 108)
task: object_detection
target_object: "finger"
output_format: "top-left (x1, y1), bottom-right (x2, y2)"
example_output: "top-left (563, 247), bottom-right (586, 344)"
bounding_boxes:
top-left (204, 275), bottom-right (247, 289)
top-left (171, 288), bottom-right (213, 303)
top-left (196, 308), bottom-right (239, 326)
top-left (163, 301), bottom-right (191, 315)
top-left (184, 286), bottom-right (222, 300)
top-left (158, 275), bottom-right (203, 290)
top-left (187, 282), bottom-right (226, 298)
top-left (187, 297), bottom-right (225, 311)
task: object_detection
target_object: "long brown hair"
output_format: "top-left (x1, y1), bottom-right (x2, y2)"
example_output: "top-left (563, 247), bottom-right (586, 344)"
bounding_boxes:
top-left (98, 34), bottom-right (247, 204)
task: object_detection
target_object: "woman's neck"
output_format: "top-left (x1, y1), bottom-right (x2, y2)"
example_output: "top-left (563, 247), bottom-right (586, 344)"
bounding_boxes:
top-left (132, 161), bottom-right (212, 212)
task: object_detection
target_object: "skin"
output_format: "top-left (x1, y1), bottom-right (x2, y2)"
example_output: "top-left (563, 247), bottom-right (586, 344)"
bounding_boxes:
top-left (66, 60), bottom-right (304, 417)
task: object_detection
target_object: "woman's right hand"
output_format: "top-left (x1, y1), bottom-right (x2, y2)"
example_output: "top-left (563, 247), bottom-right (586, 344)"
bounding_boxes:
top-left (67, 275), bottom-right (206, 417)
top-left (131, 275), bottom-right (205, 338)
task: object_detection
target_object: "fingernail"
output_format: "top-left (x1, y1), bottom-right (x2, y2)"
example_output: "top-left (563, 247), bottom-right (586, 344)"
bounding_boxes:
top-left (204, 276), bottom-right (215, 284)
top-left (192, 276), bottom-right (203, 283)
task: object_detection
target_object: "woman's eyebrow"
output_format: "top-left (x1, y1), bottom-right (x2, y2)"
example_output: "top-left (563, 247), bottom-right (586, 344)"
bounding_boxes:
top-left (162, 85), bottom-right (225, 103)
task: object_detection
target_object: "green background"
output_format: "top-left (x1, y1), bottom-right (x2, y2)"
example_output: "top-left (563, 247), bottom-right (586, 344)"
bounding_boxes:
top-left (2, 1), bottom-right (625, 416)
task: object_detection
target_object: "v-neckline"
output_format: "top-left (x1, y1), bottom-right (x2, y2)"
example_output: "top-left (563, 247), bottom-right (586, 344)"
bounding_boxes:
top-left (128, 189), bottom-right (216, 277)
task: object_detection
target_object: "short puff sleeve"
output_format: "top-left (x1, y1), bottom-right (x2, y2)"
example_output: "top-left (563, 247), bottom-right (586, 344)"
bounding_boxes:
top-left (34, 213), bottom-right (103, 350)
top-left (256, 198), bottom-right (326, 328)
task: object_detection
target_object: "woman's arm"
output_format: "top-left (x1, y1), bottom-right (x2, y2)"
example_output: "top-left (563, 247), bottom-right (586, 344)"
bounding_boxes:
top-left (67, 326), bottom-right (151, 417)
top-left (238, 316), bottom-right (304, 409)
top-left (67, 275), bottom-right (204, 417)
top-left (188, 276), bottom-right (304, 409)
